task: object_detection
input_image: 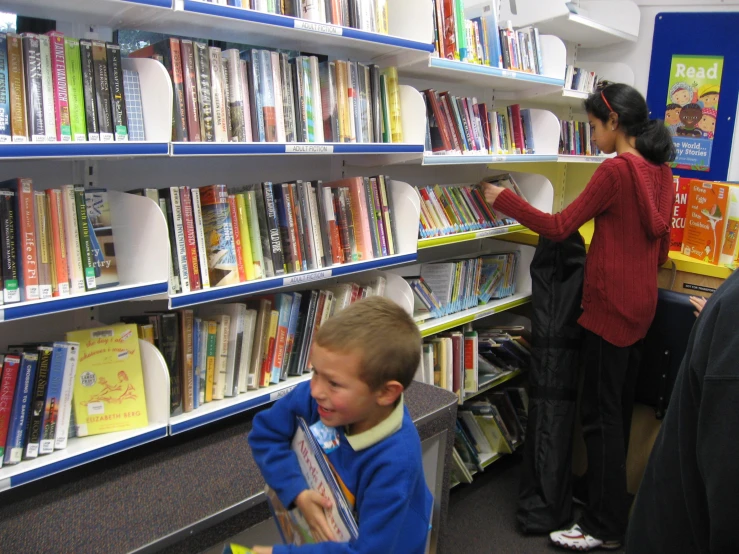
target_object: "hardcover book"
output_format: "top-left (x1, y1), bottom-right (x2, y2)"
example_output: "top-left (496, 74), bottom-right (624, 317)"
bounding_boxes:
top-left (199, 184), bottom-right (239, 287)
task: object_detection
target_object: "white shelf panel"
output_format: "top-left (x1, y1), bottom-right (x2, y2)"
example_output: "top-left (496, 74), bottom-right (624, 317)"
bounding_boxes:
top-left (534, 13), bottom-right (638, 48)
top-left (422, 154), bottom-right (557, 166)
top-left (523, 88), bottom-right (590, 108)
top-left (169, 375), bottom-right (311, 435)
top-left (418, 292), bottom-right (532, 337)
top-left (0, 341), bottom-right (170, 491)
top-left (401, 57), bottom-right (565, 93)
top-left (0, 0), bottom-right (173, 28)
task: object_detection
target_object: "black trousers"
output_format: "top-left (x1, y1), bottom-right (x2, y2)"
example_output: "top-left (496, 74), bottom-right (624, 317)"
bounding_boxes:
top-left (578, 329), bottom-right (642, 542)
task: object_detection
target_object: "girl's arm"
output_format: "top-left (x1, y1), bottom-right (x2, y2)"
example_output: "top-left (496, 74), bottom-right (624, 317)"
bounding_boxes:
top-left (486, 160), bottom-right (621, 242)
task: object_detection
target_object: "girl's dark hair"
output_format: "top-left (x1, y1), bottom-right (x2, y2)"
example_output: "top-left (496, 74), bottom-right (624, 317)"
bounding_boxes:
top-left (584, 82), bottom-right (676, 165)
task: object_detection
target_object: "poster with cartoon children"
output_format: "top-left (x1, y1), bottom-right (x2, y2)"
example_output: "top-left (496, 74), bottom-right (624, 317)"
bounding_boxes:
top-left (664, 55), bottom-right (724, 171)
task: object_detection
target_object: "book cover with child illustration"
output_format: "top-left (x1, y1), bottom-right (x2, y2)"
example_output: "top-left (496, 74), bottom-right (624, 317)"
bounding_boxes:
top-left (664, 55), bottom-right (723, 172)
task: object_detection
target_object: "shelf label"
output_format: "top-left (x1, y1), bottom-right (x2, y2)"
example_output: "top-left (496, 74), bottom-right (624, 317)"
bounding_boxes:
top-left (490, 156), bottom-right (505, 162)
top-left (0, 308), bottom-right (3, 322)
top-left (0, 477), bottom-right (9, 492)
top-left (270, 385), bottom-right (298, 402)
top-left (500, 70), bottom-right (517, 79)
top-left (283, 269), bottom-right (332, 287)
top-left (477, 227), bottom-right (506, 239)
top-left (285, 144), bottom-right (334, 154)
top-left (294, 20), bottom-right (343, 36)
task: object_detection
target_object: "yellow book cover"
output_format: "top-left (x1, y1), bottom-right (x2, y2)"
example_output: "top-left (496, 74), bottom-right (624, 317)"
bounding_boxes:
top-left (380, 66), bottom-right (403, 143)
top-left (66, 324), bottom-right (148, 436)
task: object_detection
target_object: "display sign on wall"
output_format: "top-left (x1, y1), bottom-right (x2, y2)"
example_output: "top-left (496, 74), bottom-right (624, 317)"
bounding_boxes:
top-left (663, 55), bottom-right (723, 172)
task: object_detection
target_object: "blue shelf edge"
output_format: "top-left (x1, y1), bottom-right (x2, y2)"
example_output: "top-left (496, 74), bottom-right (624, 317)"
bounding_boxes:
top-left (422, 154), bottom-right (558, 165)
top-left (9, 426), bottom-right (168, 489)
top-left (170, 253), bottom-right (417, 309)
top-left (1, 282), bottom-right (168, 322)
top-left (171, 142), bottom-right (424, 156)
top-left (428, 58), bottom-right (565, 87)
top-left (181, 0), bottom-right (435, 52)
top-left (169, 378), bottom-right (308, 435)
top-left (0, 142), bottom-right (170, 159)
top-left (127, 0), bottom-right (173, 8)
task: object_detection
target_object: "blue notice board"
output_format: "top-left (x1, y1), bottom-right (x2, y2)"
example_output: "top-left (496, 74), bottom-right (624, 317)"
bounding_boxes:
top-left (647, 12), bottom-right (739, 182)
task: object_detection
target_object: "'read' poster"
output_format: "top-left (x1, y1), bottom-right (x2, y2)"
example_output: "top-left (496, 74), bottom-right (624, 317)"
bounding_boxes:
top-left (664, 55), bottom-right (723, 172)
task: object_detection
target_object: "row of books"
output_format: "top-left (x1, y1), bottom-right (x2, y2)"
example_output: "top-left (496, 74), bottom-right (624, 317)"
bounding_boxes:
top-left (409, 253), bottom-right (519, 322)
top-left (130, 38), bottom-right (404, 144)
top-left (123, 278), bottom-right (386, 415)
top-left (0, 179), bottom-right (119, 305)
top-left (424, 92), bottom-right (535, 156)
top-left (670, 178), bottom-right (739, 267)
top-left (0, 33), bottom-right (144, 143)
top-left (559, 120), bottom-right (600, 157)
top-left (453, 385), bottom-right (528, 484)
top-left (416, 175), bottom-right (526, 238)
top-left (0, 323), bottom-right (150, 468)
top-left (563, 65), bottom-right (601, 94)
top-left (131, 176), bottom-right (398, 295)
top-left (227, 0), bottom-right (390, 33)
top-left (431, 0), bottom-right (545, 75)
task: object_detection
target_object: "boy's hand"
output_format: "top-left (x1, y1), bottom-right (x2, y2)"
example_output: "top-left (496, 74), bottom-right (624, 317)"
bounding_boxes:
top-left (295, 489), bottom-right (336, 542)
top-left (690, 295), bottom-right (707, 317)
top-left (480, 181), bottom-right (505, 206)
top-left (252, 547), bottom-right (273, 554)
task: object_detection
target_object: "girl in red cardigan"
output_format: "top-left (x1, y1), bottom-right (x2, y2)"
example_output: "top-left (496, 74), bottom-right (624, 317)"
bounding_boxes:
top-left (482, 83), bottom-right (675, 551)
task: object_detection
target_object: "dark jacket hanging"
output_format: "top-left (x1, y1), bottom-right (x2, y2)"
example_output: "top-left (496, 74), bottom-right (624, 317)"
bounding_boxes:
top-left (517, 232), bottom-right (586, 533)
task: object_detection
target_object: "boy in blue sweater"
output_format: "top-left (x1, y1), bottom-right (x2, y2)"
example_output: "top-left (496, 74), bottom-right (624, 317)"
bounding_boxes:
top-left (248, 296), bottom-right (433, 554)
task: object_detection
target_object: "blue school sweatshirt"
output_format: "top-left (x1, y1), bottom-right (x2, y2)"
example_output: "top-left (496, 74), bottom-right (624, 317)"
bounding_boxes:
top-left (248, 381), bottom-right (433, 554)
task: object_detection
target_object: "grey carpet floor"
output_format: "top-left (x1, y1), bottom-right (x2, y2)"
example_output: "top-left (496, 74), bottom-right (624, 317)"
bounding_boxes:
top-left (445, 453), bottom-right (626, 554)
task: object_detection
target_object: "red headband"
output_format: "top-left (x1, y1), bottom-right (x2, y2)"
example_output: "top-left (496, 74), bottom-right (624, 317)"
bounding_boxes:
top-left (601, 90), bottom-right (614, 113)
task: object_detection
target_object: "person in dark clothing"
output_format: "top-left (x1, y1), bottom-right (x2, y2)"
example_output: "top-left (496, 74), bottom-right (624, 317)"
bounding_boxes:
top-left (626, 269), bottom-right (739, 553)
top-left (482, 83), bottom-right (676, 550)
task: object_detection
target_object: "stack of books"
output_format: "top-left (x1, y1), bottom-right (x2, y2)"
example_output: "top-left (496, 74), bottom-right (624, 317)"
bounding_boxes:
top-left (564, 66), bottom-right (601, 93)
top-left (559, 120), bottom-right (600, 156)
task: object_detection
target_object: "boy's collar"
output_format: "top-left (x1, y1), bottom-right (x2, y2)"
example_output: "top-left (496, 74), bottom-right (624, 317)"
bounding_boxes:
top-left (344, 395), bottom-right (404, 451)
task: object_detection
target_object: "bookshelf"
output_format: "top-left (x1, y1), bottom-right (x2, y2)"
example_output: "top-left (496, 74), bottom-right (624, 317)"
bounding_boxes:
top-left (0, 340), bottom-right (170, 491)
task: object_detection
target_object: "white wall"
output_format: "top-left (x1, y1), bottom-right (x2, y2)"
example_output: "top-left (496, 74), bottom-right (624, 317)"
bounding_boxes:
top-left (578, 0), bottom-right (739, 179)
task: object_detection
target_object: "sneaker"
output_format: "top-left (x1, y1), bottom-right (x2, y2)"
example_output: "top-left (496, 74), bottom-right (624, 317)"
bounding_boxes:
top-left (550, 523), bottom-right (622, 551)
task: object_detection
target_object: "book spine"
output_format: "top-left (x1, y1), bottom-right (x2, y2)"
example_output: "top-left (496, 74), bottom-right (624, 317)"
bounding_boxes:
top-left (322, 186), bottom-right (344, 264)
top-left (262, 182), bottom-right (286, 275)
top-left (159, 313), bottom-right (182, 414)
top-left (259, 50), bottom-right (276, 142)
top-left (306, 183), bottom-right (325, 267)
top-left (24, 347), bottom-right (52, 459)
top-left (248, 184), bottom-right (274, 278)
top-left (4, 353), bottom-right (38, 466)
top-left (180, 40), bottom-right (201, 142)
top-left (161, 196), bottom-right (181, 294)
top-left (12, 178), bottom-right (39, 300)
top-left (309, 56), bottom-right (324, 143)
top-left (48, 34), bottom-right (71, 142)
top-left (244, 192), bottom-right (264, 279)
top-left (22, 34), bottom-right (45, 142)
top-left (60, 185), bottom-right (84, 294)
top-left (260, 310), bottom-right (279, 386)
top-left (90, 41), bottom-right (113, 141)
top-left (249, 50), bottom-right (265, 142)
top-left (170, 38), bottom-right (188, 142)
top-left (370, 177), bottom-right (388, 256)
top-left (79, 40), bottom-right (99, 141)
top-left (33, 191), bottom-right (52, 299)
top-left (223, 50), bottom-right (246, 142)
top-left (179, 309), bottom-right (195, 412)
top-left (205, 320), bottom-right (217, 402)
top-left (0, 356), bottom-right (21, 464)
top-left (105, 43), bottom-right (128, 141)
top-left (378, 175), bottom-right (396, 255)
top-left (64, 38), bottom-right (86, 142)
top-left (38, 35), bottom-right (56, 142)
top-left (53, 342), bottom-right (78, 450)
top-left (271, 51), bottom-right (286, 143)
top-left (194, 42), bottom-right (214, 142)
top-left (179, 186), bottom-right (201, 290)
top-left (213, 314), bottom-right (230, 400)
top-left (281, 183), bottom-right (301, 273)
top-left (270, 295), bottom-right (292, 383)
top-left (228, 194), bottom-right (247, 282)
top-left (239, 59), bottom-right (253, 142)
top-left (333, 188), bottom-right (352, 263)
top-left (209, 47), bottom-right (228, 142)
top-left (73, 186), bottom-right (96, 291)
top-left (362, 177), bottom-right (380, 257)
top-left (235, 193), bottom-right (257, 280)
top-left (282, 292), bottom-right (302, 378)
top-left (6, 34), bottom-right (26, 141)
top-left (280, 53), bottom-right (297, 142)
top-left (190, 188), bottom-right (211, 289)
top-left (221, 50), bottom-right (233, 142)
top-left (170, 187), bottom-right (191, 293)
top-left (0, 190), bottom-right (19, 303)
top-left (311, 181), bottom-right (331, 267)
top-left (192, 318), bottom-right (201, 409)
top-left (290, 182), bottom-right (309, 271)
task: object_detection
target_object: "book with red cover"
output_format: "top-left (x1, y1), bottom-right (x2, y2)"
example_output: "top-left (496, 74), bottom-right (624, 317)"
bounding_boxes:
top-left (179, 186), bottom-right (201, 290)
top-left (670, 176), bottom-right (690, 252)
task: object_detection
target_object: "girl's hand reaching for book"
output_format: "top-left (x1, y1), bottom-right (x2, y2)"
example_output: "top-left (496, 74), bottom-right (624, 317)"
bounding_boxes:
top-left (296, 489), bottom-right (336, 542)
top-left (689, 295), bottom-right (708, 317)
top-left (252, 547), bottom-right (273, 554)
top-left (480, 181), bottom-right (505, 206)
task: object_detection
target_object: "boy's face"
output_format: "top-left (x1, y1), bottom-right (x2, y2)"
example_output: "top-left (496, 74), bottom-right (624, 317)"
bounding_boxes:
top-left (703, 93), bottom-right (718, 108)
top-left (665, 108), bottom-right (680, 125)
top-left (309, 344), bottom-right (388, 435)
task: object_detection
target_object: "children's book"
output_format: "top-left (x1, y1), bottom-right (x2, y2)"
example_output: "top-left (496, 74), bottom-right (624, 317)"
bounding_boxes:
top-left (265, 417), bottom-right (359, 546)
top-left (65, 323), bottom-right (148, 436)
top-left (682, 180), bottom-right (731, 264)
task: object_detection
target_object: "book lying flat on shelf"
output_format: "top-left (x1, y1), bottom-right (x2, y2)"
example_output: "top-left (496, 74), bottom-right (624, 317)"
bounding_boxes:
top-left (265, 417), bottom-right (359, 546)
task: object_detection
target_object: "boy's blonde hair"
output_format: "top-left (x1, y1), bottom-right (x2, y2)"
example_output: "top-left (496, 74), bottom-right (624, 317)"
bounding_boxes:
top-left (314, 296), bottom-right (421, 390)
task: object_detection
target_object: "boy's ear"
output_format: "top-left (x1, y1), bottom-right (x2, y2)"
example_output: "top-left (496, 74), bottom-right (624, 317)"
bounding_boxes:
top-left (375, 380), bottom-right (404, 407)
